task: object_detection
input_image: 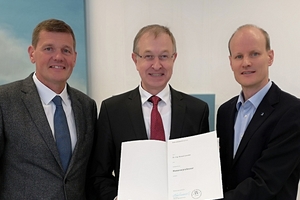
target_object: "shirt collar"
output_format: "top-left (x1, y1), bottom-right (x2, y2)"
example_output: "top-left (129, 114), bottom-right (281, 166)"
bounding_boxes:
top-left (236, 80), bottom-right (272, 110)
top-left (33, 73), bottom-right (68, 105)
top-left (139, 84), bottom-right (171, 105)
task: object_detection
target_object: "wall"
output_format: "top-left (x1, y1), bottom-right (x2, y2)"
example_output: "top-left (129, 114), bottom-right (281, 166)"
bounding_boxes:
top-left (86, 0), bottom-right (300, 116)
top-left (85, 1), bottom-right (300, 198)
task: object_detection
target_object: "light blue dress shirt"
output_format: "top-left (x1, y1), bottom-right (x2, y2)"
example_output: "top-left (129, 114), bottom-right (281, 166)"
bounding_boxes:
top-left (233, 81), bottom-right (272, 157)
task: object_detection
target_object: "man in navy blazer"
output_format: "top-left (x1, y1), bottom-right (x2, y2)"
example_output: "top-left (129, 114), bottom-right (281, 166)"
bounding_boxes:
top-left (217, 24), bottom-right (300, 199)
top-left (0, 19), bottom-right (97, 199)
top-left (90, 24), bottom-right (209, 200)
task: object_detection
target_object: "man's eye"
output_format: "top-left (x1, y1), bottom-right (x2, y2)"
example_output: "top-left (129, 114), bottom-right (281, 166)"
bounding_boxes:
top-left (144, 55), bottom-right (154, 60)
top-left (45, 47), bottom-right (52, 51)
top-left (159, 55), bottom-right (169, 60)
top-left (235, 55), bottom-right (243, 59)
top-left (63, 49), bottom-right (71, 54)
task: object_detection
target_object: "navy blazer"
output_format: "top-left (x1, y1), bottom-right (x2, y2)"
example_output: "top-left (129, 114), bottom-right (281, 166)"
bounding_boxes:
top-left (0, 74), bottom-right (97, 199)
top-left (217, 82), bottom-right (300, 200)
top-left (90, 86), bottom-right (209, 200)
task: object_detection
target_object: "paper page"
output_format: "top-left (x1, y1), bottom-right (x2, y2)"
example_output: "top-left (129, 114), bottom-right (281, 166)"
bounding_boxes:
top-left (167, 131), bottom-right (223, 200)
top-left (118, 140), bottom-right (168, 200)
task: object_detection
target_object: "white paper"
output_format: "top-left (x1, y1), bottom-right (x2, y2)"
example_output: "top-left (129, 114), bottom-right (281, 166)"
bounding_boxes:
top-left (118, 131), bottom-right (223, 200)
top-left (167, 132), bottom-right (223, 200)
top-left (118, 140), bottom-right (168, 200)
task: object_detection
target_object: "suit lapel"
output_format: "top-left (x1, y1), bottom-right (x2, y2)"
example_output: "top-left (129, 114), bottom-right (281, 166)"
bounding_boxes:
top-left (126, 87), bottom-right (148, 139)
top-left (233, 84), bottom-right (279, 164)
top-left (21, 75), bottom-right (61, 166)
top-left (225, 99), bottom-right (238, 166)
top-left (170, 87), bottom-right (186, 139)
top-left (66, 87), bottom-right (85, 171)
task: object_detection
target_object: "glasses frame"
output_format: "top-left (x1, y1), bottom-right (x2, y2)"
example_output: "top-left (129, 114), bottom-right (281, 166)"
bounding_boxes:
top-left (134, 52), bottom-right (176, 62)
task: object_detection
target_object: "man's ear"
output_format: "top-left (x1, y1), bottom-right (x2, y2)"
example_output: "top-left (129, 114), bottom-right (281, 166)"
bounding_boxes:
top-left (132, 53), bottom-right (138, 64)
top-left (28, 45), bottom-right (35, 63)
top-left (268, 50), bottom-right (274, 66)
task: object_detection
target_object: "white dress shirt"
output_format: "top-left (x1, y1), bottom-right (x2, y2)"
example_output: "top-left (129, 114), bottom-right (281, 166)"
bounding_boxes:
top-left (33, 73), bottom-right (77, 151)
top-left (139, 84), bottom-right (172, 140)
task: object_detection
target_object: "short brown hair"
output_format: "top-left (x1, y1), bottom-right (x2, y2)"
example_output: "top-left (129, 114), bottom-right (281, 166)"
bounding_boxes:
top-left (32, 19), bottom-right (76, 49)
top-left (228, 24), bottom-right (271, 55)
top-left (133, 24), bottom-right (176, 53)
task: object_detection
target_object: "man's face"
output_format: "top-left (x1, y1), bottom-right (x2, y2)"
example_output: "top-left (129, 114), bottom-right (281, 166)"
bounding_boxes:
top-left (229, 27), bottom-right (274, 94)
top-left (132, 32), bottom-right (177, 95)
top-left (28, 30), bottom-right (77, 93)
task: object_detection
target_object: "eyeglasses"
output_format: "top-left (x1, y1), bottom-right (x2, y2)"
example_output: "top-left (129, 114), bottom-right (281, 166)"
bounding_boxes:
top-left (134, 52), bottom-right (175, 62)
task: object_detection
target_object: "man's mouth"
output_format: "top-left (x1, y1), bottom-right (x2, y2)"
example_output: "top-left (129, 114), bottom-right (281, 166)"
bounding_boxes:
top-left (241, 71), bottom-right (254, 75)
top-left (50, 65), bottom-right (65, 69)
top-left (149, 73), bottom-right (164, 77)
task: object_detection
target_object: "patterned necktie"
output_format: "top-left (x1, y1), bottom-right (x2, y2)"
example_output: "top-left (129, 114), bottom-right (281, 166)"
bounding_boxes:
top-left (149, 96), bottom-right (165, 141)
top-left (52, 96), bottom-right (72, 172)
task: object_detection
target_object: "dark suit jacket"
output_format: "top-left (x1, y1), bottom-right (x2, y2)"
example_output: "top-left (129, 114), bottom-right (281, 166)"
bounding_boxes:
top-left (217, 82), bottom-right (300, 200)
top-left (0, 74), bottom-right (97, 200)
top-left (90, 86), bottom-right (209, 200)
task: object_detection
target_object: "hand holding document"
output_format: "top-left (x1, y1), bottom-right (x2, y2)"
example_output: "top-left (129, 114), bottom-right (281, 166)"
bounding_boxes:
top-left (118, 131), bottom-right (223, 200)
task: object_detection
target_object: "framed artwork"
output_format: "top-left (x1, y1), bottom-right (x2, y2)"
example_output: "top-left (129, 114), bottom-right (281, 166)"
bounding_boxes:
top-left (0, 1), bottom-right (87, 93)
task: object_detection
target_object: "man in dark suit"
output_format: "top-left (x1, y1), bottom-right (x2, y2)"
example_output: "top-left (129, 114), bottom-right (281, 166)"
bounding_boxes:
top-left (90, 24), bottom-right (209, 200)
top-left (217, 24), bottom-right (300, 199)
top-left (0, 19), bottom-right (97, 199)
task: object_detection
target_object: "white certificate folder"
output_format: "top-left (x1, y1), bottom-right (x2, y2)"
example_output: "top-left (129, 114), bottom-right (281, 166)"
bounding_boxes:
top-left (118, 131), bottom-right (223, 200)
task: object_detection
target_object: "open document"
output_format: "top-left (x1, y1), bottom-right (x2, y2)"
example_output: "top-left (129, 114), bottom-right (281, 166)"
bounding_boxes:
top-left (118, 131), bottom-right (223, 200)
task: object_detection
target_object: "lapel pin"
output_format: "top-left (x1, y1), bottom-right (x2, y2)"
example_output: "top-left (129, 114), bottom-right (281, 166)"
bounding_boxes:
top-left (261, 112), bottom-right (264, 116)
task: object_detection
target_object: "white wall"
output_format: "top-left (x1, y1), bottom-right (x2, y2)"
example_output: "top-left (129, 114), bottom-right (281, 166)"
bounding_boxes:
top-left (86, 0), bottom-right (300, 115)
top-left (85, 1), bottom-right (300, 197)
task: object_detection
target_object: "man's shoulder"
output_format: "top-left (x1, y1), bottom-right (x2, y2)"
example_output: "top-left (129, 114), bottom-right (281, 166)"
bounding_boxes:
top-left (218, 95), bottom-right (238, 110)
top-left (275, 90), bottom-right (300, 110)
top-left (0, 76), bottom-right (31, 95)
top-left (103, 88), bottom-right (138, 104)
top-left (68, 86), bottom-right (89, 98)
top-left (67, 86), bottom-right (96, 105)
top-left (0, 80), bottom-right (22, 90)
top-left (265, 82), bottom-right (300, 106)
top-left (277, 88), bottom-right (300, 103)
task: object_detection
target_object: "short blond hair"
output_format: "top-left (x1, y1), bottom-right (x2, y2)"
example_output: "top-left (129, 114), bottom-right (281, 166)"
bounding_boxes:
top-left (133, 24), bottom-right (176, 53)
top-left (228, 24), bottom-right (270, 55)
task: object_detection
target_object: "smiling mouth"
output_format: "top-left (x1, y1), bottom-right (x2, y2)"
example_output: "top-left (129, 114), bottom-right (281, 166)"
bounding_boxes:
top-left (50, 65), bottom-right (66, 69)
top-left (241, 71), bottom-right (255, 75)
top-left (149, 73), bottom-right (164, 77)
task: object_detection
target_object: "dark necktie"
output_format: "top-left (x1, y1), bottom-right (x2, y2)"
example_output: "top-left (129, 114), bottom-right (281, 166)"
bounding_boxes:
top-left (52, 96), bottom-right (72, 172)
top-left (149, 96), bottom-right (165, 141)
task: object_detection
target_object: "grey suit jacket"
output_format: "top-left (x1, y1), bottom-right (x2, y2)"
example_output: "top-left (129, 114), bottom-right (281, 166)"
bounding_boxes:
top-left (90, 86), bottom-right (209, 200)
top-left (0, 74), bottom-right (97, 200)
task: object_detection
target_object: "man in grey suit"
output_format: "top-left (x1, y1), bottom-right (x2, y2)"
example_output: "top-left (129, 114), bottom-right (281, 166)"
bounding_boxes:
top-left (90, 24), bottom-right (210, 200)
top-left (0, 19), bottom-right (97, 199)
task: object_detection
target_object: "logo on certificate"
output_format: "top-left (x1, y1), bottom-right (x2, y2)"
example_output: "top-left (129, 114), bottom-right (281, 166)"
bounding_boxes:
top-left (191, 189), bottom-right (202, 199)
